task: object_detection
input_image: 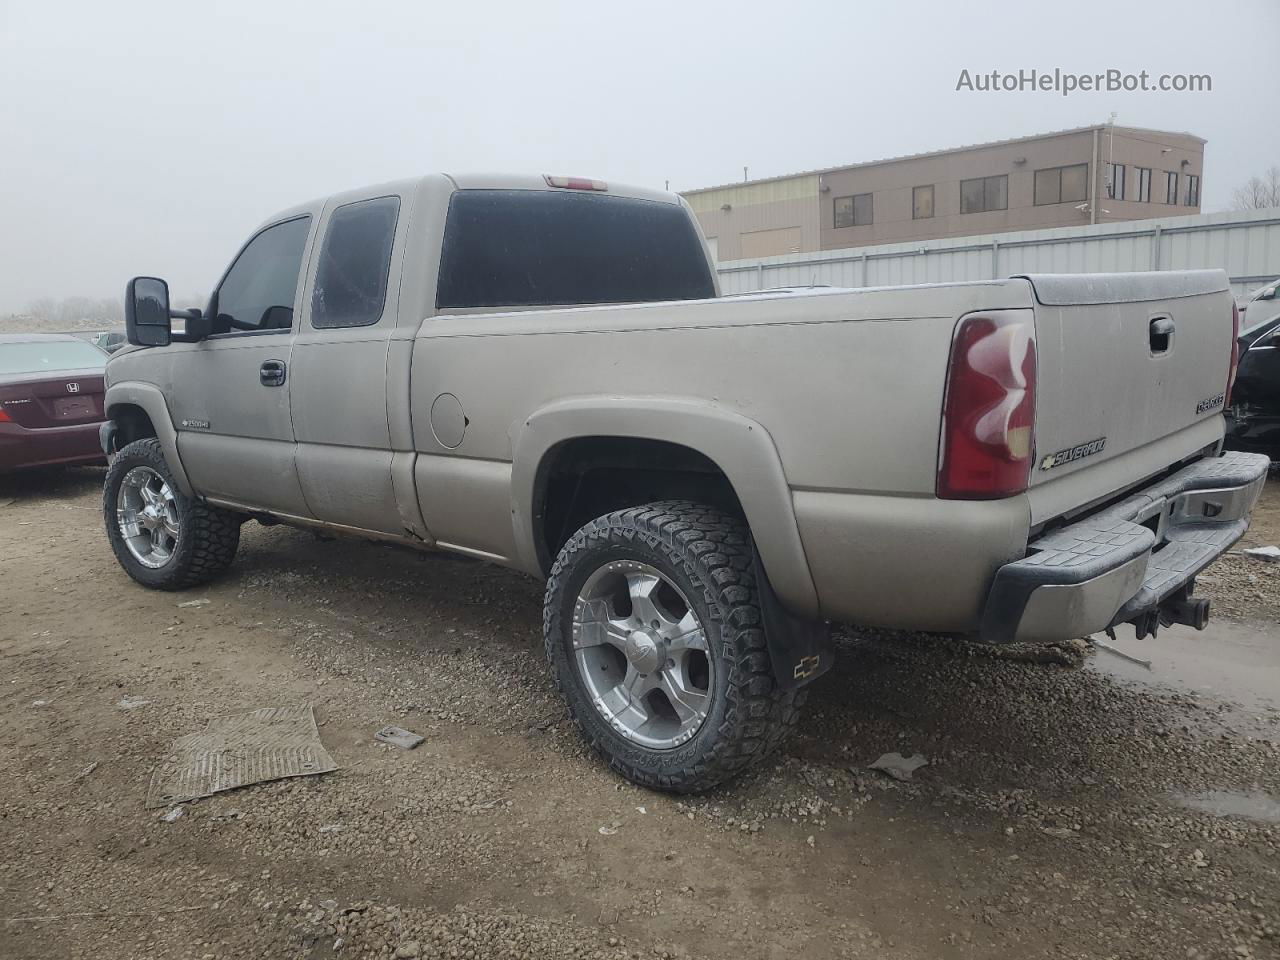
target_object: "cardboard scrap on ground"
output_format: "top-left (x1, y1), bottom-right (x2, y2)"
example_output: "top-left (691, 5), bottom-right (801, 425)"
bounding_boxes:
top-left (374, 725), bottom-right (425, 750)
top-left (1240, 545), bottom-right (1280, 563)
top-left (145, 705), bottom-right (336, 809)
top-left (868, 752), bottom-right (929, 782)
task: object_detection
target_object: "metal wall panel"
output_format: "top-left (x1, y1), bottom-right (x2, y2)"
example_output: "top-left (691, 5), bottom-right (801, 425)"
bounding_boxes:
top-left (716, 208), bottom-right (1280, 300)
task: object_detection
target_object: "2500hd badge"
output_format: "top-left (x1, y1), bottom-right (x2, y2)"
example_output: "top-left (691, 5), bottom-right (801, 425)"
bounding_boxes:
top-left (1196, 393), bottom-right (1225, 415)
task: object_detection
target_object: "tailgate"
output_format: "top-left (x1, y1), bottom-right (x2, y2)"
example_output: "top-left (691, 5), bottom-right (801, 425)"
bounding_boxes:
top-left (1022, 270), bottom-right (1233, 524)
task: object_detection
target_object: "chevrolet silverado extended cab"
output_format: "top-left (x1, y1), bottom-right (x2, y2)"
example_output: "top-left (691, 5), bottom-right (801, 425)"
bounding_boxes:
top-left (101, 173), bottom-right (1268, 792)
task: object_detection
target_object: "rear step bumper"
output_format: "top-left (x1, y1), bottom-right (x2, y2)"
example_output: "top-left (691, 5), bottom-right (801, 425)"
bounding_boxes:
top-left (980, 451), bottom-right (1270, 643)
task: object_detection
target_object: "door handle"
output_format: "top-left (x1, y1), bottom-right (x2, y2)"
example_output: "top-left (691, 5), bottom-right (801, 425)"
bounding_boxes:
top-left (260, 359), bottom-right (287, 386)
top-left (1149, 316), bottom-right (1174, 354)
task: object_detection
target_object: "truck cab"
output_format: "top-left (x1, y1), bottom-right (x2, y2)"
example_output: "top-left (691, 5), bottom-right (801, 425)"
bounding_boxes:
top-left (105, 175), bottom-right (716, 528)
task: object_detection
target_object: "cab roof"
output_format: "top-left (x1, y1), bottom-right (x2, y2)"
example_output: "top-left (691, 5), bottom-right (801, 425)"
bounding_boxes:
top-left (260, 173), bottom-right (682, 231)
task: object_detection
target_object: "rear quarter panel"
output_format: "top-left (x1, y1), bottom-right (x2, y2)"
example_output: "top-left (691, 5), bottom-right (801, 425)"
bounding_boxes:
top-left (409, 280), bottom-right (1036, 626)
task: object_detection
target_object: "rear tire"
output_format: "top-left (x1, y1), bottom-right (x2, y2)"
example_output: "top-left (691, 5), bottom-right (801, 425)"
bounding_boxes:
top-left (103, 438), bottom-right (241, 589)
top-left (543, 500), bottom-right (802, 793)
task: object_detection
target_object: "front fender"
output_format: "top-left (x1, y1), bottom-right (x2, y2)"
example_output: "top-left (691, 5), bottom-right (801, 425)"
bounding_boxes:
top-left (510, 396), bottom-right (820, 619)
top-left (104, 381), bottom-right (193, 497)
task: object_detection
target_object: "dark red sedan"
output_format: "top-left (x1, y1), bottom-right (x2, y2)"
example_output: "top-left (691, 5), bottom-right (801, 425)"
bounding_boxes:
top-left (0, 334), bottom-right (108, 472)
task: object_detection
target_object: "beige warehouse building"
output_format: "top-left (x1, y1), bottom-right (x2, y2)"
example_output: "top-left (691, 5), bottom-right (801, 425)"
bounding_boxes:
top-left (683, 124), bottom-right (1204, 262)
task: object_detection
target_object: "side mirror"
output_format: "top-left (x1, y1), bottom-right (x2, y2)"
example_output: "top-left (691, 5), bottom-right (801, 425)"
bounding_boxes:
top-left (125, 277), bottom-right (172, 347)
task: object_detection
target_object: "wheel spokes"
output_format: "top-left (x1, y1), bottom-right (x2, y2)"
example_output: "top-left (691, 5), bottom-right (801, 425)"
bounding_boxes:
top-left (661, 669), bottom-right (712, 724)
top-left (574, 598), bottom-right (632, 650)
top-left (626, 571), bottom-right (688, 633)
top-left (621, 666), bottom-right (659, 708)
top-left (119, 509), bottom-right (142, 539)
top-left (625, 573), bottom-right (664, 627)
top-left (664, 610), bottom-right (707, 654)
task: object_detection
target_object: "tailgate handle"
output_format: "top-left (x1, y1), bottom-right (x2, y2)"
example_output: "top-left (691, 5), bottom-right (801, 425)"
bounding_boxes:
top-left (1149, 316), bottom-right (1174, 354)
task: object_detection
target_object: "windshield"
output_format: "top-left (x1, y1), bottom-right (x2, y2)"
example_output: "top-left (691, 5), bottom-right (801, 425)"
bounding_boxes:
top-left (0, 340), bottom-right (107, 376)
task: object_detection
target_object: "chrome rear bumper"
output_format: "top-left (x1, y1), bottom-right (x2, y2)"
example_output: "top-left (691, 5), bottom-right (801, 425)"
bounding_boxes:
top-left (980, 451), bottom-right (1270, 643)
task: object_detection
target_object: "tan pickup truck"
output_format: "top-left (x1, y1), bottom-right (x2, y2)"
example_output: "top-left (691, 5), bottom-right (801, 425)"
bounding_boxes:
top-left (100, 173), bottom-right (1268, 791)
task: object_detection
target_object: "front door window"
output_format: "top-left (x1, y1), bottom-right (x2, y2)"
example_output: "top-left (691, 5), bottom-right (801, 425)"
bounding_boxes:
top-left (213, 216), bottom-right (311, 333)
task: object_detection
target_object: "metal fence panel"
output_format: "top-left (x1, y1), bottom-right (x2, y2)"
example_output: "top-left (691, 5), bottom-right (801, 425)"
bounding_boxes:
top-left (716, 208), bottom-right (1280, 301)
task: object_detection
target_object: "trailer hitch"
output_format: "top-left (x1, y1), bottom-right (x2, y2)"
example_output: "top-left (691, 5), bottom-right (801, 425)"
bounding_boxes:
top-left (1123, 581), bottom-right (1210, 641)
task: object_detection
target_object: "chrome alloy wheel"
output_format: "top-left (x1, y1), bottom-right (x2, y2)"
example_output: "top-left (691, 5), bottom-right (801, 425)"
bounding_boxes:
top-left (116, 465), bottom-right (180, 568)
top-left (571, 561), bottom-right (714, 749)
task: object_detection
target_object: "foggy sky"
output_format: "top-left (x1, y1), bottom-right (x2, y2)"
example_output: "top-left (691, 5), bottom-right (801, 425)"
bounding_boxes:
top-left (1, 0), bottom-right (1277, 313)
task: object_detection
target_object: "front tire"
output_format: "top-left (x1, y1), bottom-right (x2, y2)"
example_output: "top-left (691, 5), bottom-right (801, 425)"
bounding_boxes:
top-left (543, 500), bottom-right (802, 793)
top-left (103, 438), bottom-right (241, 589)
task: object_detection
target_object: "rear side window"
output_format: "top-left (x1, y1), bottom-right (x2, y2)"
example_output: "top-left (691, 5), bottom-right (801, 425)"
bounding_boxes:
top-left (436, 190), bottom-right (715, 309)
top-left (311, 196), bottom-right (401, 329)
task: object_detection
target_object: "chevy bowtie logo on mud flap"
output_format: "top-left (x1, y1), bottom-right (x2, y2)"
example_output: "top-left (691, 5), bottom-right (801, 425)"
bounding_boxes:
top-left (1040, 437), bottom-right (1106, 471)
top-left (793, 655), bottom-right (823, 681)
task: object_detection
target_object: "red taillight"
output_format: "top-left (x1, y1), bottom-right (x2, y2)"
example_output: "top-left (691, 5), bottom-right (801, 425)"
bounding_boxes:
top-left (0, 406), bottom-right (10, 422)
top-left (937, 311), bottom-right (1037, 500)
top-left (1226, 301), bottom-right (1241, 407)
top-left (543, 175), bottom-right (608, 191)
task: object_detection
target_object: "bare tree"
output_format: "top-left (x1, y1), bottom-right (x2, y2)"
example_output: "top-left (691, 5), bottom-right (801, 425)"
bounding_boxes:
top-left (3, 292), bottom-right (207, 333)
top-left (4, 295), bottom-right (124, 332)
top-left (1232, 166), bottom-right (1280, 210)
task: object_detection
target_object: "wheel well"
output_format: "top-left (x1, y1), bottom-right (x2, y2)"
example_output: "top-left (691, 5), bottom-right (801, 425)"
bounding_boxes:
top-left (109, 404), bottom-right (157, 448)
top-left (534, 437), bottom-right (744, 570)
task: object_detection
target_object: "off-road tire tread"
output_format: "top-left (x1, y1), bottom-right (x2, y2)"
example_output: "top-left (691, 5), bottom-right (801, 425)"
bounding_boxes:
top-left (543, 499), bottom-right (803, 793)
top-left (103, 438), bottom-right (241, 590)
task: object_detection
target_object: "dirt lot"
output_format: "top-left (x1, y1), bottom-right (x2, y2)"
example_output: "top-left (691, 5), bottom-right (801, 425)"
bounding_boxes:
top-left (2, 469), bottom-right (1278, 960)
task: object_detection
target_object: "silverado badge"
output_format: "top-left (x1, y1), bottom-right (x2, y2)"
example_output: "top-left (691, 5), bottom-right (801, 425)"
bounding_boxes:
top-left (1040, 437), bottom-right (1106, 471)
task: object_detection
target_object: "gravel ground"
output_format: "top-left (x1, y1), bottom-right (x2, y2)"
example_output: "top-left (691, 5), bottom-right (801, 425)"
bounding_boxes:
top-left (1, 468), bottom-right (1278, 960)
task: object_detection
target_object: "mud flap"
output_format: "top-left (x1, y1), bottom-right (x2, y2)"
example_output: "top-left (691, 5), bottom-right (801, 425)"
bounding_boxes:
top-left (752, 546), bottom-right (834, 690)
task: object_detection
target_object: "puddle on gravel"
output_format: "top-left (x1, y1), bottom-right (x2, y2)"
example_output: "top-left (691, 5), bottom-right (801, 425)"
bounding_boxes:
top-left (1172, 788), bottom-right (1280, 823)
top-left (1087, 619), bottom-right (1280, 718)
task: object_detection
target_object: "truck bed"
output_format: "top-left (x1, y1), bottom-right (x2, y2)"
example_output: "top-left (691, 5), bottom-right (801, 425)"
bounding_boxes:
top-left (406, 270), bottom-right (1237, 632)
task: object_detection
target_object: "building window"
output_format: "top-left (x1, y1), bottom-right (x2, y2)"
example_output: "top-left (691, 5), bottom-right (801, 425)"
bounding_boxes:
top-left (1137, 167), bottom-right (1152, 202)
top-left (834, 193), bottom-right (872, 228)
top-left (1184, 174), bottom-right (1200, 206)
top-left (960, 175), bottom-right (1007, 214)
top-left (1165, 171), bottom-right (1179, 204)
top-left (1107, 163), bottom-right (1126, 200)
top-left (912, 185), bottom-right (934, 220)
top-left (1034, 163), bottom-right (1089, 205)
top-left (834, 196), bottom-right (853, 228)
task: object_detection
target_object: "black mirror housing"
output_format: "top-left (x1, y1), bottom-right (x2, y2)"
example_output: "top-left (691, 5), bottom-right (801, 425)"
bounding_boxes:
top-left (125, 277), bottom-right (172, 347)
